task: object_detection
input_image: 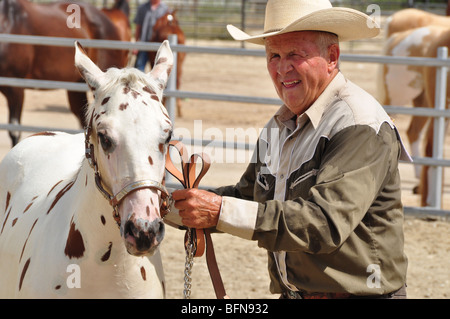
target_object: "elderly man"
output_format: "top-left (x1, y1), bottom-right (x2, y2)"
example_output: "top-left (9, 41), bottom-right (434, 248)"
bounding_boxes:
top-left (170, 0), bottom-right (409, 299)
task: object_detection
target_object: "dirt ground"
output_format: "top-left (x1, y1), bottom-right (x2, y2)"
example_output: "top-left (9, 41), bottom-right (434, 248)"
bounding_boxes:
top-left (0, 39), bottom-right (448, 299)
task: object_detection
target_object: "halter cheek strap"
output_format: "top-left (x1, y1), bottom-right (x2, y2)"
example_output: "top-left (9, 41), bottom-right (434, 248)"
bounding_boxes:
top-left (84, 113), bottom-right (171, 228)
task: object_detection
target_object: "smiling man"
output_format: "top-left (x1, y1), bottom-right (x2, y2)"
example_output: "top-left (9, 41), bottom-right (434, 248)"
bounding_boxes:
top-left (169, 0), bottom-right (410, 299)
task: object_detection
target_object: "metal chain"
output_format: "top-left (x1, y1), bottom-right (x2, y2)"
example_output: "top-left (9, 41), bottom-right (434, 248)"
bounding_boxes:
top-left (183, 228), bottom-right (195, 299)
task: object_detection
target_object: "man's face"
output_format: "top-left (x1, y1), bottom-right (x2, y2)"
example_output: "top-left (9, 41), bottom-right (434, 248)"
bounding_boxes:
top-left (265, 31), bottom-right (339, 115)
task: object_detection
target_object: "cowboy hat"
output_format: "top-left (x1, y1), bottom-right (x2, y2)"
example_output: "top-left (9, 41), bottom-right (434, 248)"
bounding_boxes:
top-left (227, 0), bottom-right (380, 45)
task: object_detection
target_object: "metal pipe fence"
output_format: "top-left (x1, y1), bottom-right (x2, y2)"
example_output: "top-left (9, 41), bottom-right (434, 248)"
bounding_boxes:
top-left (0, 34), bottom-right (449, 218)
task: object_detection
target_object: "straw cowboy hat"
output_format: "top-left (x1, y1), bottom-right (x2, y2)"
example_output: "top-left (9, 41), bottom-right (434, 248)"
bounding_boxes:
top-left (227, 0), bottom-right (380, 45)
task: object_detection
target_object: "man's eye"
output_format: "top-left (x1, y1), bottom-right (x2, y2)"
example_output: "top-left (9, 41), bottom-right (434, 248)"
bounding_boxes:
top-left (164, 130), bottom-right (173, 145)
top-left (269, 54), bottom-right (280, 61)
top-left (165, 134), bottom-right (172, 145)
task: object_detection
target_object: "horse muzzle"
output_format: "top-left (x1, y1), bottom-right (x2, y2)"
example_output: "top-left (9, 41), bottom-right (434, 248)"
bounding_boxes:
top-left (124, 215), bottom-right (165, 256)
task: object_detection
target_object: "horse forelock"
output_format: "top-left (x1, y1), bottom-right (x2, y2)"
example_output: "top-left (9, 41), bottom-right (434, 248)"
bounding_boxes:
top-left (103, 67), bottom-right (159, 93)
top-left (84, 67), bottom-right (164, 124)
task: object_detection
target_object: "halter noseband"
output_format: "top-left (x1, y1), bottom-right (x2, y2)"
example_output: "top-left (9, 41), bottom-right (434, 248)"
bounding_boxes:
top-left (84, 114), bottom-right (172, 228)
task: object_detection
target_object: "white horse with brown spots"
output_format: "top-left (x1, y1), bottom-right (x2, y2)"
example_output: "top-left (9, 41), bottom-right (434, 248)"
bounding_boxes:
top-left (0, 40), bottom-right (174, 298)
top-left (379, 17), bottom-right (450, 206)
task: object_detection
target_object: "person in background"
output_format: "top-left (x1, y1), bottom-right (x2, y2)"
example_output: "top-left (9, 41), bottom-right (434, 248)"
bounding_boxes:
top-left (133, 0), bottom-right (168, 71)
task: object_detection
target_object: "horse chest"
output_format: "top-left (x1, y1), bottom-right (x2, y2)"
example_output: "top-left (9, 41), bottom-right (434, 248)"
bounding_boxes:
top-left (0, 197), bottom-right (164, 298)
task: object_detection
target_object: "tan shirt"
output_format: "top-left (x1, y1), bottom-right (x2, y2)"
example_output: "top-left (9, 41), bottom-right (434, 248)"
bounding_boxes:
top-left (214, 72), bottom-right (410, 295)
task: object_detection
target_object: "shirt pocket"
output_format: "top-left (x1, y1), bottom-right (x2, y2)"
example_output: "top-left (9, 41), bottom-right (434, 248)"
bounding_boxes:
top-left (290, 169), bottom-right (319, 189)
top-left (254, 169), bottom-right (275, 203)
top-left (287, 169), bottom-right (319, 199)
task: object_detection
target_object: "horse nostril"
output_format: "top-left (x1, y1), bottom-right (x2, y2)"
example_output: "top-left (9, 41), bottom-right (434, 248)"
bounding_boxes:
top-left (124, 219), bottom-right (165, 253)
top-left (124, 220), bottom-right (136, 239)
top-left (157, 220), bottom-right (165, 243)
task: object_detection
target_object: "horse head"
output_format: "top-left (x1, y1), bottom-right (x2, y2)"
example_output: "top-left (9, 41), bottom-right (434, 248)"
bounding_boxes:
top-left (151, 11), bottom-right (183, 43)
top-left (74, 40), bottom-right (173, 256)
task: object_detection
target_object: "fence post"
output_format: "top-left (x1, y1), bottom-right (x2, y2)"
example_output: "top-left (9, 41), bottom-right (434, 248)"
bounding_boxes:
top-left (429, 46), bottom-right (448, 208)
top-left (166, 34), bottom-right (179, 187)
top-left (167, 34), bottom-right (178, 125)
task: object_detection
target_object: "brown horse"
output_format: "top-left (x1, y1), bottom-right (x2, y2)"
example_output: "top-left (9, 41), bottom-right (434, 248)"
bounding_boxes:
top-left (380, 15), bottom-right (450, 207)
top-left (101, 0), bottom-right (132, 67)
top-left (0, 0), bottom-right (127, 146)
top-left (149, 11), bottom-right (185, 117)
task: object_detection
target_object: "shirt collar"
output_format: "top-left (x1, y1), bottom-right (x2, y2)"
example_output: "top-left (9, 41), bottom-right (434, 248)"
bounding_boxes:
top-left (304, 72), bottom-right (346, 129)
top-left (274, 72), bottom-right (346, 131)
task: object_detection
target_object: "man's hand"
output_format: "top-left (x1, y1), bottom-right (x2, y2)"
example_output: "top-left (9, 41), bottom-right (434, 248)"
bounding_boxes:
top-left (172, 188), bottom-right (222, 229)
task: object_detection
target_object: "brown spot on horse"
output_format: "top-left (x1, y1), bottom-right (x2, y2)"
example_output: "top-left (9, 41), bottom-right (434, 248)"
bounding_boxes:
top-left (47, 181), bottom-right (75, 215)
top-left (64, 218), bottom-right (86, 259)
top-left (101, 242), bottom-right (113, 262)
top-left (19, 258), bottom-right (31, 291)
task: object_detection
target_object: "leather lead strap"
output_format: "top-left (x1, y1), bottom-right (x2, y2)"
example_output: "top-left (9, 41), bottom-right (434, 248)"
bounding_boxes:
top-left (165, 140), bottom-right (229, 299)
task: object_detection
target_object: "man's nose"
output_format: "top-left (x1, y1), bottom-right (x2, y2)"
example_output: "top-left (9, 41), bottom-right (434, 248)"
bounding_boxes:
top-left (278, 57), bottom-right (294, 76)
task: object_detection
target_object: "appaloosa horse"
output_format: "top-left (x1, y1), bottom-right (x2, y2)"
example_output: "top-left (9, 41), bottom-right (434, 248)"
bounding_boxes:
top-left (379, 17), bottom-right (450, 206)
top-left (150, 11), bottom-right (186, 117)
top-left (0, 0), bottom-right (127, 146)
top-left (0, 40), bottom-right (173, 298)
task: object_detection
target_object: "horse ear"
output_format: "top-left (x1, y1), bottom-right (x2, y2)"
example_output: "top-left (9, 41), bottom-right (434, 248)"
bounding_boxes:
top-left (149, 40), bottom-right (174, 89)
top-left (74, 41), bottom-right (105, 90)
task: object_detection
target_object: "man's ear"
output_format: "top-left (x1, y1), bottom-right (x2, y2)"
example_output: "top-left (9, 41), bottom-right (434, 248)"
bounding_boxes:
top-left (327, 43), bottom-right (340, 72)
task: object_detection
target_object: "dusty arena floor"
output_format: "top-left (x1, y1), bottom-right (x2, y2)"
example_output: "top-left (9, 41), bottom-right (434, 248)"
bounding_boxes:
top-left (0, 40), bottom-right (448, 299)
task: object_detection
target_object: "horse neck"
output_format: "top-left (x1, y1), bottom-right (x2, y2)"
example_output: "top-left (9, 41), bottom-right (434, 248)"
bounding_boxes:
top-left (70, 158), bottom-right (122, 246)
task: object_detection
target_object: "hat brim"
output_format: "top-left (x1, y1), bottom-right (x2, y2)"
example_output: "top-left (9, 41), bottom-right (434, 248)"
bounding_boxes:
top-left (227, 7), bottom-right (380, 45)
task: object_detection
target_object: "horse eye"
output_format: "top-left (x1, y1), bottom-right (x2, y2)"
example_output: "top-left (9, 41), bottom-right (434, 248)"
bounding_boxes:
top-left (98, 132), bottom-right (114, 152)
top-left (165, 133), bottom-right (172, 145)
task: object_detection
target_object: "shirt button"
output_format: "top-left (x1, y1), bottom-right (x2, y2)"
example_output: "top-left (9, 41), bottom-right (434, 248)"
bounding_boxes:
top-left (280, 174), bottom-right (285, 179)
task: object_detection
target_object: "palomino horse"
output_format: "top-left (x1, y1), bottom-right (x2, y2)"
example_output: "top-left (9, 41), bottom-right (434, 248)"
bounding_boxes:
top-left (149, 11), bottom-right (186, 117)
top-left (379, 21), bottom-right (450, 206)
top-left (0, 0), bottom-right (127, 146)
top-left (386, 8), bottom-right (450, 36)
top-left (0, 40), bottom-right (174, 298)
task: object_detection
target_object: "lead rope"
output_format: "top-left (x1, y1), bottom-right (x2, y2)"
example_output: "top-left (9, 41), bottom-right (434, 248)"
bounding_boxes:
top-left (184, 230), bottom-right (194, 299)
top-left (165, 140), bottom-right (229, 299)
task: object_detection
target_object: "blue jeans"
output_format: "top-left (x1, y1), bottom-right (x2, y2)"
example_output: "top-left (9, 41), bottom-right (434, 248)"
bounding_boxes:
top-left (135, 51), bottom-right (149, 71)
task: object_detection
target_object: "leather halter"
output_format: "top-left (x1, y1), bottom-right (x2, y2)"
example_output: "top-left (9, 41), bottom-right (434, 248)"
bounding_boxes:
top-left (165, 140), bottom-right (229, 299)
top-left (84, 113), bottom-right (172, 228)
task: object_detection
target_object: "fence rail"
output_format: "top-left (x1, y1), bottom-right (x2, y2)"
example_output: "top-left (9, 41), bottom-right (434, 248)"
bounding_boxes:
top-left (0, 34), bottom-right (449, 218)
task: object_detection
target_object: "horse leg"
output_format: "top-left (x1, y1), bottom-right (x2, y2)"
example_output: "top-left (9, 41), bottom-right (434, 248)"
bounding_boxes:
top-left (408, 91), bottom-right (429, 194)
top-left (420, 119), bottom-right (443, 207)
top-left (0, 86), bottom-right (25, 146)
top-left (67, 91), bottom-right (89, 128)
top-left (176, 76), bottom-right (182, 118)
top-left (175, 53), bottom-right (185, 118)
